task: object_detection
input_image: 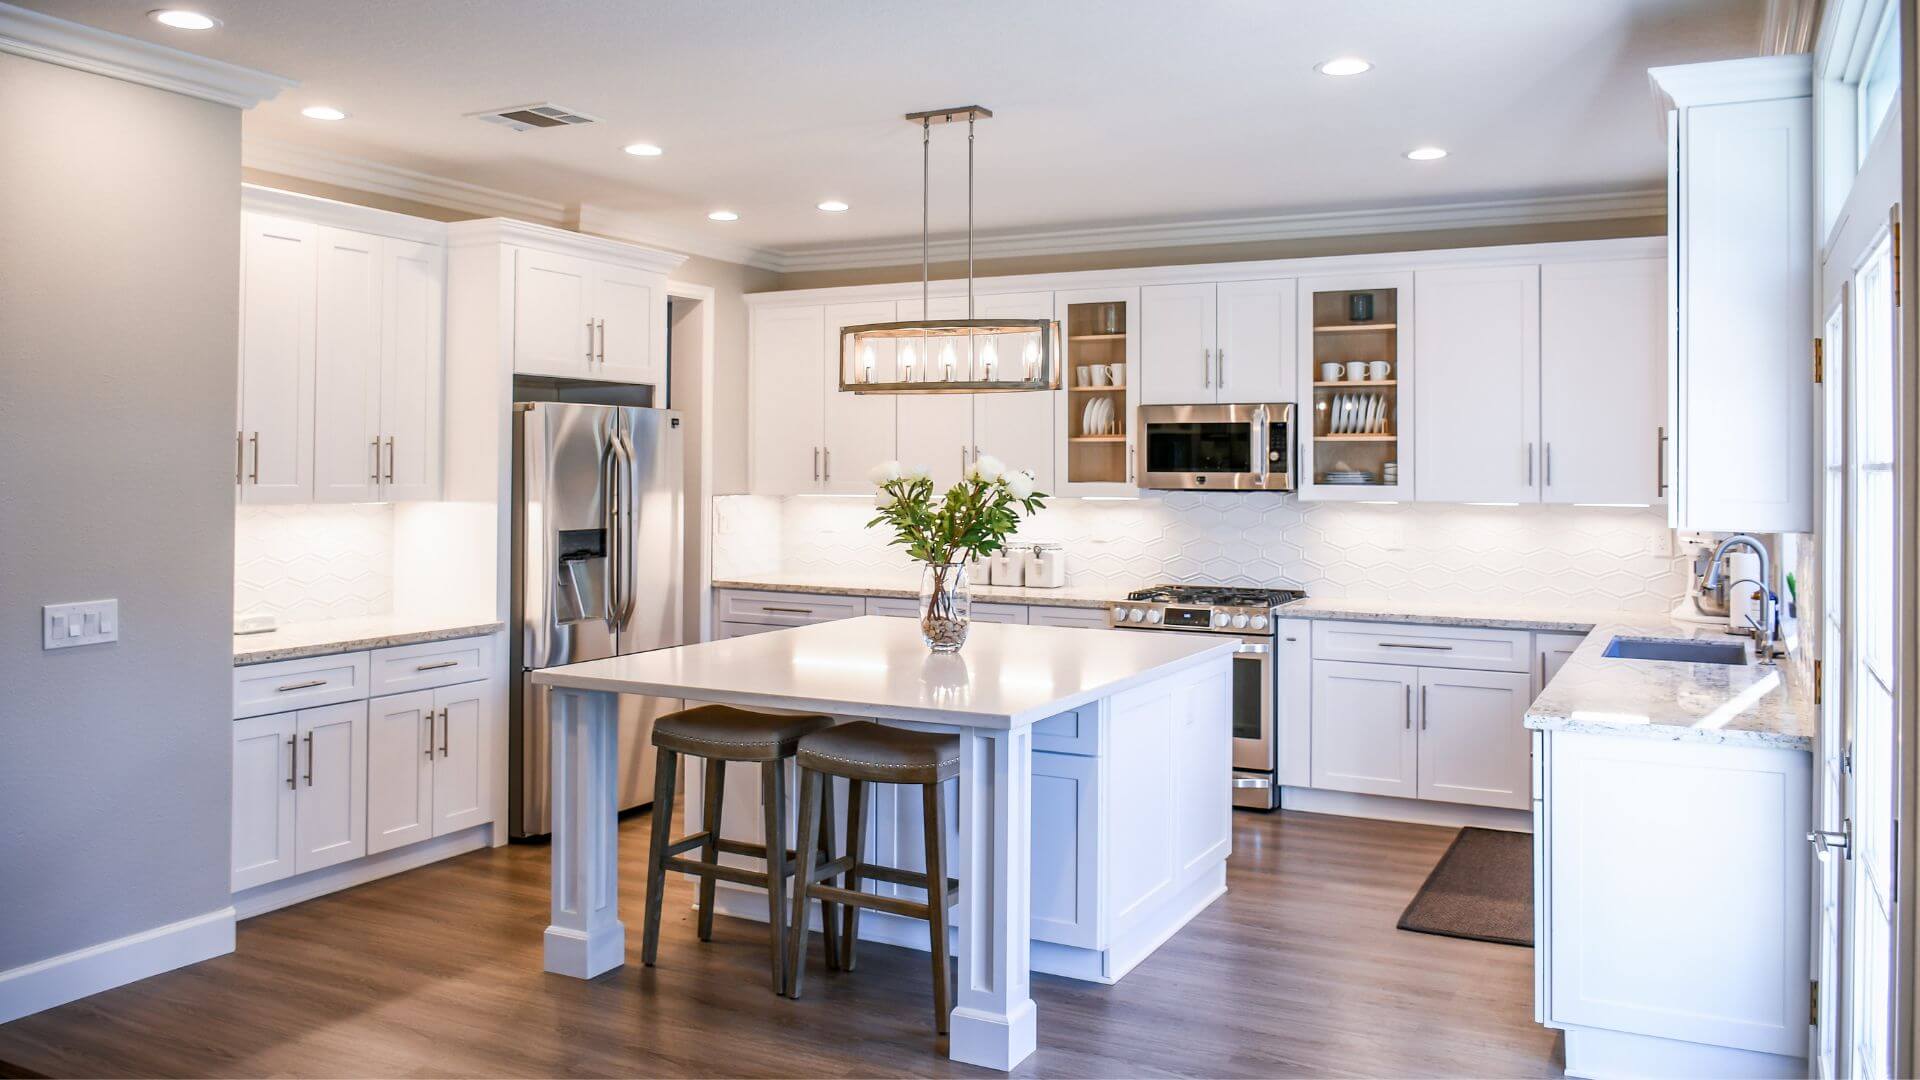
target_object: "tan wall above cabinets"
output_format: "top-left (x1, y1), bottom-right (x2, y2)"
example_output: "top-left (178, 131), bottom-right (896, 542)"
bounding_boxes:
top-left (745, 236), bottom-right (1672, 506)
top-left (238, 186), bottom-right (448, 505)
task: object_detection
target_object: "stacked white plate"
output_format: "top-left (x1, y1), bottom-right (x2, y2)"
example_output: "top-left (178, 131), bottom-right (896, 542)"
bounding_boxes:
top-left (1323, 471), bottom-right (1373, 485)
top-left (1080, 395), bottom-right (1116, 435)
top-left (1326, 392), bottom-right (1390, 435)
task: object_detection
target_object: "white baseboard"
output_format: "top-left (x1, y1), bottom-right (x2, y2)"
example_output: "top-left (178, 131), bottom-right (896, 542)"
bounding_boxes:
top-left (0, 906), bottom-right (236, 1024)
top-left (233, 823), bottom-right (492, 919)
top-left (1281, 786), bottom-right (1534, 831)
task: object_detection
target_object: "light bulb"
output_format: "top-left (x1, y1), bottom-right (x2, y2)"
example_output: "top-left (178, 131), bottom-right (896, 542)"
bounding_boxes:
top-left (940, 341), bottom-right (958, 380)
top-left (859, 343), bottom-right (876, 383)
top-left (900, 342), bottom-right (918, 381)
top-left (1022, 338), bottom-right (1040, 377)
top-left (980, 338), bottom-right (998, 378)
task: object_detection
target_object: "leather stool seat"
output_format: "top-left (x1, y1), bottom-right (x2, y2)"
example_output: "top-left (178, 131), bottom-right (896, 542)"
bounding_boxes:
top-left (794, 721), bottom-right (960, 785)
top-left (653, 704), bottom-right (833, 762)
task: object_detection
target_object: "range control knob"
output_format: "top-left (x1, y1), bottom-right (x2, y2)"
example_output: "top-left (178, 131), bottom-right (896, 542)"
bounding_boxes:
top-left (1146, 609), bottom-right (1163, 624)
top-left (1211, 612), bottom-right (1231, 627)
top-left (1249, 615), bottom-right (1270, 630)
top-left (1110, 607), bottom-right (1127, 621)
top-left (1127, 607), bottom-right (1147, 623)
top-left (1231, 613), bottom-right (1250, 629)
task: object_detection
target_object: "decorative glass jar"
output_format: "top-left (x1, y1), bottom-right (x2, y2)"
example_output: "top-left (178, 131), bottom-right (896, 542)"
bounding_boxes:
top-left (918, 560), bottom-right (972, 652)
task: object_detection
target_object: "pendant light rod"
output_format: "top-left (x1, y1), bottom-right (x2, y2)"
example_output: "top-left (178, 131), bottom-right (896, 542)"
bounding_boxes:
top-left (921, 116), bottom-right (930, 317)
top-left (967, 112), bottom-right (975, 320)
top-left (903, 106), bottom-right (993, 319)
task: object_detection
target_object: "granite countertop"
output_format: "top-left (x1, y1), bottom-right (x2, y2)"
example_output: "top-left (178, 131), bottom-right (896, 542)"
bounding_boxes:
top-left (1524, 620), bottom-right (1814, 751)
top-left (1272, 596), bottom-right (1635, 633)
top-left (712, 572), bottom-right (1118, 609)
top-left (235, 615), bottom-right (507, 666)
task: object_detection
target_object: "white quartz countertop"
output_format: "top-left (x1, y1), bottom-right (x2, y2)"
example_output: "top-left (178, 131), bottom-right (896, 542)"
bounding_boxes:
top-left (713, 572), bottom-right (1117, 609)
top-left (532, 615), bottom-right (1235, 728)
top-left (1524, 620), bottom-right (1814, 751)
top-left (234, 615), bottom-right (506, 666)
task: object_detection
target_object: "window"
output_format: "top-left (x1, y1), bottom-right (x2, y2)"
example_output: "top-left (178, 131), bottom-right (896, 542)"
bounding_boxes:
top-left (1858, 5), bottom-right (1900, 163)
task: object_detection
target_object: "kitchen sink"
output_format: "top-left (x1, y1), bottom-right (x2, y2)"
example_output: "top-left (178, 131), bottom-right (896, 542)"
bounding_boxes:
top-left (1602, 637), bottom-right (1750, 665)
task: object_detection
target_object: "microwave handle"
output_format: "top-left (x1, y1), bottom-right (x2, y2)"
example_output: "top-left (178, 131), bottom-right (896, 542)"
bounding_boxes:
top-left (1252, 405), bottom-right (1269, 487)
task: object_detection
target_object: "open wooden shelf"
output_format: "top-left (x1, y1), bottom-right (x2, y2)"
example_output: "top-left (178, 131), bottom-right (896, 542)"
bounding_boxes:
top-left (1070, 434), bottom-right (1127, 443)
top-left (1068, 333), bottom-right (1127, 341)
top-left (1315, 434), bottom-right (1397, 442)
top-left (1069, 384), bottom-right (1127, 394)
top-left (1314, 380), bottom-right (1398, 388)
top-left (1314, 322), bottom-right (1398, 334)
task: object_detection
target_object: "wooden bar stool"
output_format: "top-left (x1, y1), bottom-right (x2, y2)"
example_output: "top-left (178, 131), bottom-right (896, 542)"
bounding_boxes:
top-left (641, 704), bottom-right (840, 994)
top-left (786, 720), bottom-right (961, 1034)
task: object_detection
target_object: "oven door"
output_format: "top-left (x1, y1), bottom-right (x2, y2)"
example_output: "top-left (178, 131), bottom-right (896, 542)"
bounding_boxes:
top-left (1138, 404), bottom-right (1267, 490)
top-left (1230, 640), bottom-right (1275, 773)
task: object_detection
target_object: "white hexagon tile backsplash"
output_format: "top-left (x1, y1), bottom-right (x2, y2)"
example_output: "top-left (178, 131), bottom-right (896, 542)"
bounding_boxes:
top-left (714, 493), bottom-right (1689, 614)
top-left (235, 504), bottom-right (395, 623)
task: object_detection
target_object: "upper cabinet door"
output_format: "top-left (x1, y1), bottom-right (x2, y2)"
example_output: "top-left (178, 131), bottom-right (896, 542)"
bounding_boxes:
top-left (821, 301), bottom-right (898, 493)
top-left (1215, 279), bottom-right (1296, 404)
top-left (380, 237), bottom-right (444, 502)
top-left (749, 305), bottom-right (827, 495)
top-left (895, 297), bottom-right (977, 490)
top-left (593, 262), bottom-right (664, 387)
top-left (311, 227), bottom-right (383, 504)
top-left (239, 213), bottom-right (317, 504)
top-left (513, 248), bottom-right (594, 379)
top-left (1413, 265), bottom-right (1541, 503)
top-left (1139, 283), bottom-right (1218, 404)
top-left (969, 291), bottom-right (1058, 493)
top-left (1541, 258), bottom-right (1665, 505)
top-left (1678, 95), bottom-right (1813, 532)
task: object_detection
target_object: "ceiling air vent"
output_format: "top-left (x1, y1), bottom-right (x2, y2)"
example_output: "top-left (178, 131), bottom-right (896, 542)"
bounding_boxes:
top-left (470, 103), bottom-right (600, 132)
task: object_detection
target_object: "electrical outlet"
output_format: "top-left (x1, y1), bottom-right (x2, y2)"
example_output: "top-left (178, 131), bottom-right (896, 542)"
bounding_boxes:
top-left (43, 599), bottom-right (118, 650)
top-left (1647, 531), bottom-right (1675, 558)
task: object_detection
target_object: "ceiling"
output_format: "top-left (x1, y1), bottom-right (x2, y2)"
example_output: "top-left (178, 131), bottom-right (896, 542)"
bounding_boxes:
top-left (26, 0), bottom-right (1767, 268)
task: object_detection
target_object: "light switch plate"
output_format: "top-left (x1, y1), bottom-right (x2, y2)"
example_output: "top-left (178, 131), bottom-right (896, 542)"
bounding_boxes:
top-left (43, 599), bottom-right (118, 650)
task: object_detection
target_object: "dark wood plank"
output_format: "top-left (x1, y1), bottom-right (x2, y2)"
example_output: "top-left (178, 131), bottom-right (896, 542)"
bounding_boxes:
top-left (0, 805), bottom-right (1563, 1078)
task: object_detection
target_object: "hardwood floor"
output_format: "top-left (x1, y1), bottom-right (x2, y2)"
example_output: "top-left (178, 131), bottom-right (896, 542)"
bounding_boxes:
top-left (0, 806), bottom-right (1561, 1078)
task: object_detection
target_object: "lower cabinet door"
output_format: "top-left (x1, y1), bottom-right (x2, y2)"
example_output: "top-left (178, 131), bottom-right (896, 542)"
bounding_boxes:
top-left (232, 711), bottom-right (299, 890)
top-left (1031, 751), bottom-right (1099, 948)
top-left (1310, 661), bottom-right (1418, 798)
top-left (367, 689), bottom-right (435, 855)
top-left (1415, 667), bottom-right (1533, 810)
top-left (294, 701), bottom-right (368, 875)
top-left (432, 682), bottom-right (493, 836)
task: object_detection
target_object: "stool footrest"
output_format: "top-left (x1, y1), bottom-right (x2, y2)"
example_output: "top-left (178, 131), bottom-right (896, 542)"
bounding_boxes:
top-left (809, 882), bottom-right (950, 920)
top-left (664, 855), bottom-right (770, 890)
top-left (856, 863), bottom-right (961, 897)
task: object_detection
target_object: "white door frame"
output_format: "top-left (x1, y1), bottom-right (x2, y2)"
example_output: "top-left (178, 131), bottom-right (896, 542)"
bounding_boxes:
top-left (664, 279), bottom-right (716, 646)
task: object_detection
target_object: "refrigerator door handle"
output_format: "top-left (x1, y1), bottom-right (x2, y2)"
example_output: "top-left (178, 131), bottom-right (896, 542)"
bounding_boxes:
top-left (601, 418), bottom-right (623, 635)
top-left (613, 423), bottom-right (640, 627)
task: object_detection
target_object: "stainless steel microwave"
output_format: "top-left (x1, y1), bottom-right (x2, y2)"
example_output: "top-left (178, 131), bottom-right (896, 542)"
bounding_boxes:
top-left (1137, 403), bottom-right (1295, 491)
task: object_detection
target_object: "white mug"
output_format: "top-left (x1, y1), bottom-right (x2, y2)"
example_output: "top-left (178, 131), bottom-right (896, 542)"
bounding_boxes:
top-left (1369, 360), bottom-right (1392, 381)
top-left (1076, 365), bottom-right (1092, 387)
top-left (1107, 363), bottom-right (1126, 386)
top-left (1090, 365), bottom-right (1112, 386)
top-left (1345, 360), bottom-right (1368, 381)
top-left (1320, 361), bottom-right (1343, 382)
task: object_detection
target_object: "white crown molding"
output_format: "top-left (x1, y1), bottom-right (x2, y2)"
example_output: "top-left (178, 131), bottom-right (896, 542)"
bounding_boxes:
top-left (445, 217), bottom-right (687, 274)
top-left (1649, 54), bottom-right (1812, 111)
top-left (242, 184), bottom-right (449, 245)
top-left (769, 189), bottom-right (1668, 273)
top-left (242, 137), bottom-right (569, 226)
top-left (0, 1), bottom-right (292, 108)
top-left (569, 206), bottom-right (785, 273)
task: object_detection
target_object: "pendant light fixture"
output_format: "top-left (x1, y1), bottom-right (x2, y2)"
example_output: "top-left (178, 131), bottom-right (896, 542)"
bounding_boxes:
top-left (839, 106), bottom-right (1059, 394)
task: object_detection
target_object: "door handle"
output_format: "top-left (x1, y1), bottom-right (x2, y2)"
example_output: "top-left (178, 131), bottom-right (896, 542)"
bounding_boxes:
top-left (1378, 641), bottom-right (1453, 651)
top-left (1809, 819), bottom-right (1853, 859)
top-left (1218, 348), bottom-right (1226, 388)
top-left (1234, 642), bottom-right (1271, 655)
top-left (823, 446), bottom-right (831, 481)
top-left (370, 437), bottom-right (382, 483)
top-left (415, 658), bottom-right (460, 671)
top-left (1526, 442), bottom-right (1535, 486)
top-left (1231, 776), bottom-right (1272, 789)
top-left (1656, 426), bottom-right (1668, 497)
top-left (1420, 685), bottom-right (1428, 730)
top-left (586, 319), bottom-right (595, 364)
top-left (248, 432), bottom-right (260, 484)
top-left (597, 318), bottom-right (606, 363)
top-left (423, 712), bottom-right (435, 759)
top-left (1545, 442), bottom-right (1553, 487)
top-left (1203, 348), bottom-right (1212, 388)
top-left (961, 445), bottom-right (970, 476)
top-left (385, 436), bottom-right (396, 483)
top-left (286, 734), bottom-right (297, 789)
top-left (439, 707), bottom-right (450, 757)
top-left (276, 679), bottom-right (328, 692)
top-left (1404, 684), bottom-right (1412, 730)
top-left (813, 446), bottom-right (821, 482)
top-left (302, 730), bottom-right (314, 787)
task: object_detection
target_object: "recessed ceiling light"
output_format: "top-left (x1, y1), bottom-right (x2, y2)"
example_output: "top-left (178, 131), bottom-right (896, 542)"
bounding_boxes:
top-left (1315, 57), bottom-right (1371, 76)
top-left (623, 143), bottom-right (663, 157)
top-left (301, 105), bottom-right (348, 121)
top-left (148, 9), bottom-right (219, 29)
top-left (816, 200), bottom-right (850, 213)
top-left (707, 210), bottom-right (739, 222)
top-left (1405, 146), bottom-right (1448, 161)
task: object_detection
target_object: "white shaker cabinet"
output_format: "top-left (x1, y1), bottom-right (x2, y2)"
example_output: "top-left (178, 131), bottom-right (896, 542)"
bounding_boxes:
top-left (820, 301), bottom-right (898, 492)
top-left (1413, 264), bottom-right (1541, 503)
top-left (1139, 280), bottom-right (1296, 406)
top-left (1310, 660), bottom-right (1419, 798)
top-left (1274, 619), bottom-right (1312, 789)
top-left (431, 681), bottom-right (493, 836)
top-left (1540, 258), bottom-right (1665, 505)
top-left (1413, 667), bottom-right (1532, 810)
top-left (1138, 283), bottom-right (1217, 404)
top-left (1652, 56), bottom-right (1813, 532)
top-left (592, 261), bottom-right (664, 385)
top-left (231, 711), bottom-right (299, 891)
top-left (749, 304), bottom-right (827, 495)
top-left (238, 212), bottom-right (318, 503)
top-left (510, 242), bottom-right (668, 386)
top-left (969, 291), bottom-right (1058, 491)
top-left (1534, 631), bottom-right (1585, 694)
top-left (293, 700), bottom-right (368, 876)
top-left (378, 237), bottom-right (444, 501)
top-left (367, 689), bottom-right (435, 855)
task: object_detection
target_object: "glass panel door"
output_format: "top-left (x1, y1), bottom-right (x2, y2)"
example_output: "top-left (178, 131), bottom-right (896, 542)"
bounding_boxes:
top-left (1815, 291), bottom-right (1848, 1079)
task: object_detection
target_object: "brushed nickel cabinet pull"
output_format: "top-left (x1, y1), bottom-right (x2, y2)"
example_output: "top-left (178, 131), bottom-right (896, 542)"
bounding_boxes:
top-left (1656, 426), bottom-right (1668, 496)
top-left (1420, 685), bottom-right (1428, 730)
top-left (370, 437), bottom-right (382, 483)
top-left (761, 606), bottom-right (815, 615)
top-left (286, 734), bottom-right (296, 789)
top-left (1404, 684), bottom-right (1412, 730)
top-left (276, 678), bottom-right (328, 692)
top-left (1203, 348), bottom-right (1212, 388)
top-left (597, 318), bottom-right (606, 363)
top-left (302, 730), bottom-right (314, 787)
top-left (423, 713), bottom-right (434, 759)
top-left (823, 447), bottom-right (831, 481)
top-left (249, 432), bottom-right (260, 483)
top-left (439, 708), bottom-right (450, 757)
top-left (813, 446), bottom-right (820, 482)
top-left (415, 658), bottom-right (460, 671)
top-left (1545, 443), bottom-right (1553, 487)
top-left (586, 319), bottom-right (595, 363)
top-left (1526, 442), bottom-right (1535, 486)
top-left (385, 436), bottom-right (396, 483)
top-left (1218, 348), bottom-right (1226, 388)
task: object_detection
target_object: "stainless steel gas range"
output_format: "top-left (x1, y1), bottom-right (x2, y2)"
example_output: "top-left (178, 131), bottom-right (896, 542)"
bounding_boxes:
top-left (1107, 585), bottom-right (1306, 811)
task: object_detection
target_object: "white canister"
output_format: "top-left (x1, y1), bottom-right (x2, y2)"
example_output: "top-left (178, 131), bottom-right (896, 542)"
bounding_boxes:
top-left (990, 545), bottom-right (1027, 587)
top-left (1024, 543), bottom-right (1067, 588)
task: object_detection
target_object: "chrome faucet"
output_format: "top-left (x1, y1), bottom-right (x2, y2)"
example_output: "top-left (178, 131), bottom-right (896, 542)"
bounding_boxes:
top-left (1703, 534), bottom-right (1776, 661)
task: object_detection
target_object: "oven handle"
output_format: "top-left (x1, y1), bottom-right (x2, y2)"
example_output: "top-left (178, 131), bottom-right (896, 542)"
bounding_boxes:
top-left (1235, 642), bottom-right (1271, 655)
top-left (1231, 776), bottom-right (1273, 789)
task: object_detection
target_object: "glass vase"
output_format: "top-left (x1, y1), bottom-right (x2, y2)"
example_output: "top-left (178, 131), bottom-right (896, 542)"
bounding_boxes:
top-left (918, 560), bottom-right (972, 653)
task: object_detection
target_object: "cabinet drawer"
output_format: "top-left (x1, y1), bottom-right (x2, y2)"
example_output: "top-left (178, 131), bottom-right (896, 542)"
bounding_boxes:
top-left (370, 635), bottom-right (493, 697)
top-left (1311, 619), bottom-right (1531, 672)
top-left (865, 596), bottom-right (1025, 624)
top-left (1028, 605), bottom-right (1111, 629)
top-left (719, 589), bottom-right (864, 626)
top-left (233, 652), bottom-right (370, 719)
top-left (1032, 704), bottom-right (1100, 756)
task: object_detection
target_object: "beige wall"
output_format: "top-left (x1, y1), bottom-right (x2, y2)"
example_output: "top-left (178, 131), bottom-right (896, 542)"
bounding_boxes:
top-left (773, 216), bottom-right (1664, 290)
top-left (2, 54), bottom-right (240, 970)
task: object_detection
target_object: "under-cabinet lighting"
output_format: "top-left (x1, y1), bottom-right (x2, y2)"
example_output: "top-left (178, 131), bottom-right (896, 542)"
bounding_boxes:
top-left (301, 105), bottom-right (348, 121)
top-left (1315, 57), bottom-right (1372, 77)
top-left (1078, 496), bottom-right (1139, 502)
top-left (1405, 146), bottom-right (1448, 161)
top-left (149, 9), bottom-right (219, 29)
top-left (1574, 503), bottom-right (1652, 509)
top-left (1358, 500), bottom-right (1399, 505)
top-left (793, 492), bottom-right (873, 499)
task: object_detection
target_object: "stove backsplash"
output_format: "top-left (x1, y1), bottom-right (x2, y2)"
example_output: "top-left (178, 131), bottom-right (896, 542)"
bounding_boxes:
top-left (714, 494), bottom-right (1689, 614)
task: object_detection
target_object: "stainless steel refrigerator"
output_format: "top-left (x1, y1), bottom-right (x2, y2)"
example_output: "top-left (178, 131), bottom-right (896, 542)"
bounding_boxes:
top-left (511, 402), bottom-right (684, 839)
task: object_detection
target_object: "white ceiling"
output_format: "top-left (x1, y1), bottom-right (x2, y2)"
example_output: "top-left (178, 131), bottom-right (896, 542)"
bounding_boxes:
top-left (27, 0), bottom-right (1766, 267)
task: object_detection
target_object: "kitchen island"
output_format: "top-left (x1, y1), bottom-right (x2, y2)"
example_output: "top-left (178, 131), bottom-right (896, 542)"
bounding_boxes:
top-left (530, 615), bottom-right (1237, 1070)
